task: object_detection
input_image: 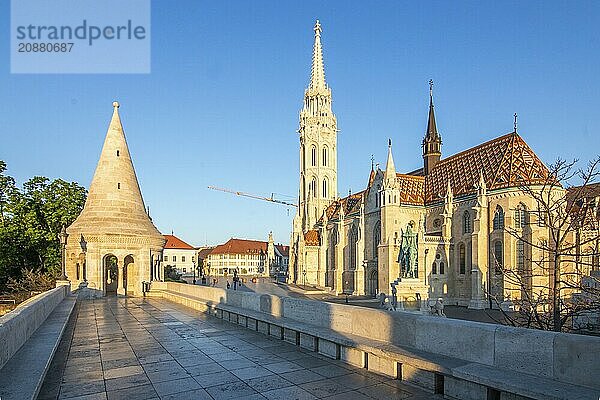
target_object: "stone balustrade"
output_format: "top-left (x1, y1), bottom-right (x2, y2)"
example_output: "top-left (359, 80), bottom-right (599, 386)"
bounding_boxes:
top-left (0, 284), bottom-right (69, 370)
top-left (149, 281), bottom-right (600, 399)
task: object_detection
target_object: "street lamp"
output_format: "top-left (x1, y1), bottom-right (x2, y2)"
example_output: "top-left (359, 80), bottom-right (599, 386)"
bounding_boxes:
top-left (192, 259), bottom-right (197, 285)
top-left (58, 225), bottom-right (68, 280)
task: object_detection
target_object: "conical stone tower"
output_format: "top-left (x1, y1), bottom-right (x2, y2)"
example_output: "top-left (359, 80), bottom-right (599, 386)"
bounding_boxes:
top-left (66, 102), bottom-right (165, 297)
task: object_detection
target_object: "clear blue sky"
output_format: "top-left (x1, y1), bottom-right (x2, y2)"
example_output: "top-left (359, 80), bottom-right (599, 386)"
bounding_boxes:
top-left (1, 1), bottom-right (599, 247)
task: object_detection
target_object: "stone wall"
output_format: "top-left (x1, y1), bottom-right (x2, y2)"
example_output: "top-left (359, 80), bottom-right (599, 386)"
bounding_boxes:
top-left (0, 285), bottom-right (68, 370)
top-left (153, 281), bottom-right (600, 390)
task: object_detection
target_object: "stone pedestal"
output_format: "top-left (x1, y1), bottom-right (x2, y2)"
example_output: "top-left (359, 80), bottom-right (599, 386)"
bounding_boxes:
top-left (395, 279), bottom-right (429, 303)
top-left (469, 268), bottom-right (487, 309)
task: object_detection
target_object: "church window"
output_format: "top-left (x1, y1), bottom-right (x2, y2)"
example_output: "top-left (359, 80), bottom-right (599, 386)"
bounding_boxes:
top-left (432, 262), bottom-right (437, 274)
top-left (493, 206), bottom-right (505, 230)
top-left (463, 211), bottom-right (472, 234)
top-left (439, 262), bottom-right (445, 274)
top-left (517, 239), bottom-right (525, 273)
top-left (310, 178), bottom-right (317, 197)
top-left (311, 145), bottom-right (317, 166)
top-left (515, 204), bottom-right (528, 228)
top-left (373, 221), bottom-right (381, 259)
top-left (494, 241), bottom-right (503, 274)
top-left (322, 178), bottom-right (328, 198)
top-left (459, 243), bottom-right (466, 274)
top-left (322, 146), bottom-right (328, 166)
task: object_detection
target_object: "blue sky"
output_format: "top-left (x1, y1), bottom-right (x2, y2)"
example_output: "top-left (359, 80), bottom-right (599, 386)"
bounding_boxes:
top-left (1, 1), bottom-right (599, 247)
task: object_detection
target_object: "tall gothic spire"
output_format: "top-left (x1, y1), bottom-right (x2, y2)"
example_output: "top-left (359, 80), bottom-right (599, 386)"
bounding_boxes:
top-left (422, 80), bottom-right (442, 175)
top-left (384, 139), bottom-right (396, 183)
top-left (309, 20), bottom-right (326, 91)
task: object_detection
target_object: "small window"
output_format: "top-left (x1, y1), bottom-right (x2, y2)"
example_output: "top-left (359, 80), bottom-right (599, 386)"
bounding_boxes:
top-left (463, 211), bottom-right (472, 234)
top-left (172, 255), bottom-right (176, 262)
top-left (163, 255), bottom-right (167, 261)
top-left (322, 146), bottom-right (328, 167)
top-left (493, 206), bottom-right (505, 230)
top-left (182, 256), bottom-right (186, 262)
top-left (183, 268), bottom-right (187, 273)
top-left (439, 262), bottom-right (445, 274)
top-left (459, 244), bottom-right (466, 274)
top-left (311, 145), bottom-right (317, 167)
top-left (117, 183), bottom-right (121, 189)
top-left (116, 150), bottom-right (120, 157)
top-left (432, 262), bottom-right (437, 274)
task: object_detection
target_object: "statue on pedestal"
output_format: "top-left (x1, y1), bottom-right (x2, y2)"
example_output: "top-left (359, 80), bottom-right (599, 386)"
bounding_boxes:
top-left (398, 221), bottom-right (418, 278)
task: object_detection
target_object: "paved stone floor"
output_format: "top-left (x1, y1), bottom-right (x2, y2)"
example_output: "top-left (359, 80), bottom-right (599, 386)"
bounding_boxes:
top-left (40, 297), bottom-right (441, 400)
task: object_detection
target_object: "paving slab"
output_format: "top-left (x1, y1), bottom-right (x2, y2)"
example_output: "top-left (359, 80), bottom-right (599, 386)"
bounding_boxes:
top-left (41, 297), bottom-right (439, 400)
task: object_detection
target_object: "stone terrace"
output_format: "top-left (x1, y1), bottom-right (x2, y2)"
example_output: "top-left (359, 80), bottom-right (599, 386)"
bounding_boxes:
top-left (39, 297), bottom-right (440, 400)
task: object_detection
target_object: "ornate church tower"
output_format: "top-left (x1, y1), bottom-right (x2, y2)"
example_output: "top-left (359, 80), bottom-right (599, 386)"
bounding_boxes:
top-left (290, 20), bottom-right (338, 284)
top-left (298, 19), bottom-right (338, 229)
top-left (422, 80), bottom-right (442, 175)
top-left (66, 102), bottom-right (165, 297)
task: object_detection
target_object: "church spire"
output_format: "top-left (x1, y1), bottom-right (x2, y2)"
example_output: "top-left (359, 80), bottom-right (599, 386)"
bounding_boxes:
top-left (422, 79), bottom-right (442, 175)
top-left (309, 20), bottom-right (326, 91)
top-left (384, 139), bottom-right (396, 184)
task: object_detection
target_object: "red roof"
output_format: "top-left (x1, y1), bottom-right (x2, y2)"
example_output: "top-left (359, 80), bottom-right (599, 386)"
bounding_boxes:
top-left (210, 238), bottom-right (268, 255)
top-left (163, 234), bottom-right (195, 250)
top-left (276, 244), bottom-right (290, 257)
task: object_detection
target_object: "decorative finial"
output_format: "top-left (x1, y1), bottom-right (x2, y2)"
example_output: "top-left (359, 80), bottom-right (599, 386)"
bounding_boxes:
top-left (113, 101), bottom-right (120, 108)
top-left (429, 79), bottom-right (434, 98)
top-left (388, 138), bottom-right (392, 148)
top-left (314, 20), bottom-right (322, 36)
top-left (371, 154), bottom-right (375, 171)
top-left (514, 113), bottom-right (518, 133)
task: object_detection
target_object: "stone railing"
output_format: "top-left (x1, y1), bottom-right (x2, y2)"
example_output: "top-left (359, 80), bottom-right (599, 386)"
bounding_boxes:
top-left (150, 282), bottom-right (600, 399)
top-left (0, 285), bottom-right (69, 370)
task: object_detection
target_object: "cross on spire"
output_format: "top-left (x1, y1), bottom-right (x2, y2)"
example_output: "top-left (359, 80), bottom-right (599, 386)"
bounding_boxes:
top-left (429, 79), bottom-right (434, 102)
top-left (514, 113), bottom-right (518, 133)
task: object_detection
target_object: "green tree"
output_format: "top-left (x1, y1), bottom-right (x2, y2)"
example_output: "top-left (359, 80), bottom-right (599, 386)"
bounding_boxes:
top-left (0, 161), bottom-right (87, 290)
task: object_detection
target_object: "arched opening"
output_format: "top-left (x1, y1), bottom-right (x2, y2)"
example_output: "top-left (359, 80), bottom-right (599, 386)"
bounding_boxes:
top-left (124, 255), bottom-right (134, 295)
top-left (311, 145), bottom-right (317, 167)
top-left (103, 254), bottom-right (118, 295)
top-left (322, 177), bottom-right (328, 198)
top-left (322, 146), bottom-right (328, 167)
top-left (367, 269), bottom-right (378, 296)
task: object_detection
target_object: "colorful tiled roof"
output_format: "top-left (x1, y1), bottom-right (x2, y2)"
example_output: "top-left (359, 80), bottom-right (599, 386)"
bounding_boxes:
top-left (397, 174), bottom-right (425, 205)
top-left (163, 234), bottom-right (196, 250)
top-left (210, 238), bottom-right (267, 255)
top-left (425, 132), bottom-right (550, 203)
top-left (304, 230), bottom-right (321, 246)
top-left (322, 190), bottom-right (366, 222)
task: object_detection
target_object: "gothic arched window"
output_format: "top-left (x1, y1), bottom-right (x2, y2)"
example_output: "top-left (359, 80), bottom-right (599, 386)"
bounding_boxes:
top-left (349, 226), bottom-right (358, 270)
top-left (322, 178), bottom-right (328, 198)
top-left (432, 262), bottom-right (437, 274)
top-left (493, 206), bottom-right (505, 230)
top-left (373, 221), bottom-right (381, 259)
top-left (322, 146), bottom-right (328, 167)
top-left (311, 145), bottom-right (317, 167)
top-left (459, 243), bottom-right (466, 274)
top-left (515, 203), bottom-right (528, 229)
top-left (463, 211), bottom-right (472, 234)
top-left (494, 241), bottom-right (503, 274)
top-left (439, 262), bottom-right (445, 274)
top-left (310, 177), bottom-right (317, 197)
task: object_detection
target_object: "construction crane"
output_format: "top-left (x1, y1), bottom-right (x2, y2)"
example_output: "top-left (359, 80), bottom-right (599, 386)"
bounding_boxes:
top-left (208, 186), bottom-right (298, 208)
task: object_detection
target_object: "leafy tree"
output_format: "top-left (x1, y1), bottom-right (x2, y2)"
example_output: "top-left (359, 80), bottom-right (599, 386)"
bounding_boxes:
top-left (0, 161), bottom-right (87, 291)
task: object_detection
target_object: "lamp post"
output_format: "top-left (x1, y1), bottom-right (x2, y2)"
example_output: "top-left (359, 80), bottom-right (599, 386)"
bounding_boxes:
top-left (58, 225), bottom-right (68, 280)
top-left (192, 259), bottom-right (197, 285)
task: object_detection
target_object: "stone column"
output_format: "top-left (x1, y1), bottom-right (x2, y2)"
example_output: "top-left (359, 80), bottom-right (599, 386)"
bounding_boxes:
top-left (470, 208), bottom-right (489, 309)
top-left (117, 257), bottom-right (126, 296)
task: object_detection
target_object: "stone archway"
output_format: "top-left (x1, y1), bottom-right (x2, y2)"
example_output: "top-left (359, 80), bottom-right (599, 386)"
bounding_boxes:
top-left (104, 254), bottom-right (118, 295)
top-left (124, 255), bottom-right (134, 295)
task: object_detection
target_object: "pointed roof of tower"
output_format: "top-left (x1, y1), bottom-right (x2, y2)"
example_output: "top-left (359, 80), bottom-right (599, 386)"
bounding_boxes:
top-left (309, 20), bottom-right (326, 91)
top-left (384, 139), bottom-right (396, 181)
top-left (425, 80), bottom-right (440, 141)
top-left (67, 102), bottom-right (164, 239)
